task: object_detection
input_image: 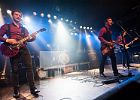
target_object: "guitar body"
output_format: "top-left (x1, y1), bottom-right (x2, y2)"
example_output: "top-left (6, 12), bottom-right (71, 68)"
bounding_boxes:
top-left (0, 43), bottom-right (19, 57)
top-left (101, 45), bottom-right (114, 55)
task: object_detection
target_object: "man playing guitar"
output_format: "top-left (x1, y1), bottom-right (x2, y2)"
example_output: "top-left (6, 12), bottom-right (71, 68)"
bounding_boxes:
top-left (98, 17), bottom-right (121, 77)
top-left (0, 9), bottom-right (40, 98)
top-left (117, 31), bottom-right (138, 67)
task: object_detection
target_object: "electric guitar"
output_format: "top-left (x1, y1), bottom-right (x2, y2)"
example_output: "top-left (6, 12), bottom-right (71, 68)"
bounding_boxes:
top-left (119, 37), bottom-right (138, 49)
top-left (0, 28), bottom-right (46, 57)
top-left (101, 42), bottom-right (116, 55)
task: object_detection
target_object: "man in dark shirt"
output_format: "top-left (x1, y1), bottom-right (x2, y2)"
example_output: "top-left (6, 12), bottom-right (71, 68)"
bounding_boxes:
top-left (98, 17), bottom-right (120, 77)
top-left (0, 10), bottom-right (39, 98)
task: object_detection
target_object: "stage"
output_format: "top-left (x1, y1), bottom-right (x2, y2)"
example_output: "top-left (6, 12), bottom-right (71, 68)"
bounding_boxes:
top-left (0, 64), bottom-right (140, 100)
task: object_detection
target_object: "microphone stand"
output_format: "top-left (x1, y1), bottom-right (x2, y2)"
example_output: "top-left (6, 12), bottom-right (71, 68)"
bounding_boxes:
top-left (117, 23), bottom-right (133, 77)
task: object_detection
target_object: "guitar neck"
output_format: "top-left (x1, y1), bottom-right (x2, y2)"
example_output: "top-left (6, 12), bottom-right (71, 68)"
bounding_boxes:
top-left (126, 38), bottom-right (138, 46)
top-left (18, 32), bottom-right (38, 43)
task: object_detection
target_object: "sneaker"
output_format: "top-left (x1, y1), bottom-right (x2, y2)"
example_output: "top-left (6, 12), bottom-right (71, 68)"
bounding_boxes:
top-left (114, 73), bottom-right (123, 77)
top-left (100, 73), bottom-right (106, 77)
top-left (13, 88), bottom-right (20, 98)
top-left (30, 87), bottom-right (40, 97)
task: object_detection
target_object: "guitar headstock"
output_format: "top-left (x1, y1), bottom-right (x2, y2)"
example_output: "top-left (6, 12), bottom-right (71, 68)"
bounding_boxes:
top-left (39, 28), bottom-right (47, 32)
top-left (134, 37), bottom-right (139, 40)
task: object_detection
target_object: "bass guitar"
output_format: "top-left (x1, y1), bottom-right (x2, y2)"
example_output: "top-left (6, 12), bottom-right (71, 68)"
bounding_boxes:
top-left (0, 28), bottom-right (46, 57)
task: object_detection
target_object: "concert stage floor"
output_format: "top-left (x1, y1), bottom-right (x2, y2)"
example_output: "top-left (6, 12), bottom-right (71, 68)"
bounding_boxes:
top-left (0, 64), bottom-right (140, 100)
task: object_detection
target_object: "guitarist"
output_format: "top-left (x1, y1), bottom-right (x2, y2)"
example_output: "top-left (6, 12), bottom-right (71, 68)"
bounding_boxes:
top-left (98, 17), bottom-right (121, 77)
top-left (0, 10), bottom-right (39, 98)
top-left (117, 31), bottom-right (132, 67)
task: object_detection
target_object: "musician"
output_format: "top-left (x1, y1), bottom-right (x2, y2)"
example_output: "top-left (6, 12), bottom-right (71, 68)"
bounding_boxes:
top-left (0, 10), bottom-right (39, 98)
top-left (117, 31), bottom-right (131, 67)
top-left (98, 17), bottom-right (121, 77)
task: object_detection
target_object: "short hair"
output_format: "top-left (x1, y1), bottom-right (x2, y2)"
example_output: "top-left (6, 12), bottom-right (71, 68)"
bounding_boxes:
top-left (11, 9), bottom-right (22, 16)
top-left (105, 17), bottom-right (112, 22)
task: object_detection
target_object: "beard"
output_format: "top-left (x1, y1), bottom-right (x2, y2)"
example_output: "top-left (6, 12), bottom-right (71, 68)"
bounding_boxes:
top-left (14, 18), bottom-right (21, 23)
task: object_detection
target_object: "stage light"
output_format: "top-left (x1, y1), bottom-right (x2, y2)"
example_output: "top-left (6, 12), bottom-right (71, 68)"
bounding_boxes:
top-left (55, 21), bottom-right (70, 46)
top-left (90, 27), bottom-right (92, 30)
top-left (83, 26), bottom-right (86, 30)
top-left (46, 44), bottom-right (51, 48)
top-left (65, 19), bottom-right (69, 22)
top-left (73, 27), bottom-right (76, 30)
top-left (54, 15), bottom-right (57, 19)
top-left (60, 18), bottom-right (63, 21)
top-left (70, 20), bottom-right (72, 23)
top-left (40, 13), bottom-right (44, 17)
top-left (24, 16), bottom-right (30, 23)
top-left (47, 14), bottom-right (51, 18)
top-left (33, 12), bottom-right (37, 16)
top-left (80, 26), bottom-right (82, 29)
top-left (74, 33), bottom-right (78, 36)
top-left (87, 27), bottom-right (89, 30)
top-left (71, 32), bottom-right (74, 35)
top-left (7, 10), bottom-right (11, 14)
top-left (133, 54), bottom-right (139, 57)
top-left (91, 31), bottom-right (93, 33)
top-left (48, 19), bottom-right (52, 23)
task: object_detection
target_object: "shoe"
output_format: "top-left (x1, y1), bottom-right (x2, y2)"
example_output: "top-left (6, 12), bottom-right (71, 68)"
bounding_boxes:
top-left (127, 65), bottom-right (134, 67)
top-left (30, 87), bottom-right (40, 97)
top-left (13, 88), bottom-right (20, 98)
top-left (114, 73), bottom-right (123, 77)
top-left (123, 65), bottom-right (127, 68)
top-left (100, 73), bottom-right (106, 77)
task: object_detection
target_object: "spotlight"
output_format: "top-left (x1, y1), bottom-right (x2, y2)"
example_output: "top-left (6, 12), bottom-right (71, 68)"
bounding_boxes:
top-left (87, 27), bottom-right (89, 30)
top-left (60, 18), bottom-right (63, 21)
top-left (65, 19), bottom-right (69, 22)
top-left (83, 26), bottom-right (86, 30)
top-left (47, 14), bottom-right (51, 18)
top-left (70, 32), bottom-right (74, 35)
top-left (54, 15), bottom-right (57, 19)
top-left (33, 12), bottom-right (37, 16)
top-left (48, 19), bottom-right (52, 23)
top-left (7, 10), bottom-right (11, 14)
top-left (80, 26), bottom-right (82, 29)
top-left (40, 13), bottom-right (44, 17)
top-left (73, 27), bottom-right (76, 30)
top-left (70, 20), bottom-right (72, 23)
top-left (90, 27), bottom-right (92, 30)
top-left (74, 33), bottom-right (78, 36)
top-left (24, 16), bottom-right (30, 23)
